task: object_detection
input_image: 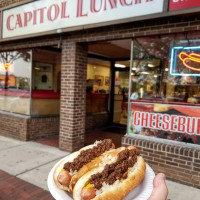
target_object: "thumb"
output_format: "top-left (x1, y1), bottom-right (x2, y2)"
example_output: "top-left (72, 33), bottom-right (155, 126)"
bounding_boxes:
top-left (148, 173), bottom-right (168, 200)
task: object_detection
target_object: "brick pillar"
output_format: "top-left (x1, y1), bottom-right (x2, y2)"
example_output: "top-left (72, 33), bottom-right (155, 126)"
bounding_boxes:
top-left (59, 39), bottom-right (88, 152)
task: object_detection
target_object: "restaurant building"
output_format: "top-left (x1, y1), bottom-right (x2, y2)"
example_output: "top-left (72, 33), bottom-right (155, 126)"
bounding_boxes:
top-left (0, 0), bottom-right (200, 188)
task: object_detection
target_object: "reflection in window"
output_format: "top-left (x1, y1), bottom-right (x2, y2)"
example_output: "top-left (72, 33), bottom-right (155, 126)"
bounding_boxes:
top-left (33, 62), bottom-right (53, 90)
top-left (130, 34), bottom-right (200, 105)
top-left (0, 50), bottom-right (32, 115)
top-left (0, 51), bottom-right (31, 90)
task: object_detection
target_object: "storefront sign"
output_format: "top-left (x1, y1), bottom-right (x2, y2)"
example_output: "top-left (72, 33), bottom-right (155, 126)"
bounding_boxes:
top-left (170, 46), bottom-right (200, 76)
top-left (169, 0), bottom-right (200, 11)
top-left (129, 102), bottom-right (200, 144)
top-left (2, 0), bottom-right (164, 39)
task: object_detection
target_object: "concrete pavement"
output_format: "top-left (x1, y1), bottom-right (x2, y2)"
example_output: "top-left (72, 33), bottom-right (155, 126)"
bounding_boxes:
top-left (0, 135), bottom-right (199, 200)
top-left (0, 135), bottom-right (67, 191)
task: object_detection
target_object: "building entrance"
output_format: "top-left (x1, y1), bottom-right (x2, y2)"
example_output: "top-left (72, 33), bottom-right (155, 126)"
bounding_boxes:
top-left (87, 39), bottom-right (131, 128)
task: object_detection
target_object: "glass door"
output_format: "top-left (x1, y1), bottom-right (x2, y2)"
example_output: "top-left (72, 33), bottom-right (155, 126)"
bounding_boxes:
top-left (113, 66), bottom-right (130, 125)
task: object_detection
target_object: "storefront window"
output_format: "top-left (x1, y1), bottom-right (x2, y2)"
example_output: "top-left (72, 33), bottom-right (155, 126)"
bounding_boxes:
top-left (0, 50), bottom-right (32, 115)
top-left (128, 33), bottom-right (200, 145)
top-left (31, 48), bottom-right (61, 116)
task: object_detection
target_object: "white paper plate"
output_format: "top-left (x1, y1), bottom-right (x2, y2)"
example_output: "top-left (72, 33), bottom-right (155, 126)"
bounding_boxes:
top-left (48, 158), bottom-right (155, 200)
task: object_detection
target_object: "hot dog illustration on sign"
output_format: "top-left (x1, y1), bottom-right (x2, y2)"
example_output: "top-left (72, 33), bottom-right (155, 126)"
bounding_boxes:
top-left (179, 52), bottom-right (200, 71)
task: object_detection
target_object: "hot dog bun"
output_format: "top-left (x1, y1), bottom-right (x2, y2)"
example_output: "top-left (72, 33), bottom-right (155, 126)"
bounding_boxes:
top-left (53, 144), bottom-right (95, 192)
top-left (73, 146), bottom-right (146, 200)
top-left (53, 139), bottom-right (115, 193)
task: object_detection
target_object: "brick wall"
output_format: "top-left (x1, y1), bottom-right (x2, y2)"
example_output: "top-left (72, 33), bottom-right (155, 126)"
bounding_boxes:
top-left (59, 40), bottom-right (88, 152)
top-left (0, 111), bottom-right (59, 141)
top-left (0, 0), bottom-right (33, 9)
top-left (0, 35), bottom-right (59, 51)
top-left (122, 136), bottom-right (200, 189)
top-left (0, 112), bottom-right (28, 141)
top-left (27, 116), bottom-right (59, 140)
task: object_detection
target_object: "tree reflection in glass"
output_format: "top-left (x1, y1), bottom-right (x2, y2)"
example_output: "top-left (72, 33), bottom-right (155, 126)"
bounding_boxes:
top-left (0, 50), bottom-right (31, 90)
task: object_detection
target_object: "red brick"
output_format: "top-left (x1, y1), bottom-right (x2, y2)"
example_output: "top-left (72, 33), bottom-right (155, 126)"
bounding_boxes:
top-left (166, 153), bottom-right (179, 159)
top-left (0, 170), bottom-right (54, 200)
top-left (179, 156), bottom-right (193, 161)
top-left (154, 158), bottom-right (164, 163)
top-left (173, 158), bottom-right (186, 165)
top-left (166, 161), bottom-right (178, 166)
top-left (194, 159), bottom-right (200, 164)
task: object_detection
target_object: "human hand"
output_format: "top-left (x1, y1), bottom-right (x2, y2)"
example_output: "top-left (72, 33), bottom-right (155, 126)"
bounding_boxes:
top-left (148, 173), bottom-right (168, 200)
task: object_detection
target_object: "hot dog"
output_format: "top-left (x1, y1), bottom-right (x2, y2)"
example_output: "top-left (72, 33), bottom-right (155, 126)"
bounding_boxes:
top-left (53, 139), bottom-right (115, 193)
top-left (73, 146), bottom-right (146, 200)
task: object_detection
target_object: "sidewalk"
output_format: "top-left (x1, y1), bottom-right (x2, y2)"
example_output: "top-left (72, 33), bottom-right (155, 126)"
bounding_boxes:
top-left (0, 135), bottom-right (199, 200)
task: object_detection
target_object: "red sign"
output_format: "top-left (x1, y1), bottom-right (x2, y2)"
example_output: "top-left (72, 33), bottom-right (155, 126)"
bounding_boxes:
top-left (170, 0), bottom-right (200, 11)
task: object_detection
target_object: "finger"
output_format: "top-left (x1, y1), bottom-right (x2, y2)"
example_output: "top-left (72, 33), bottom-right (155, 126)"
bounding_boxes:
top-left (148, 173), bottom-right (168, 200)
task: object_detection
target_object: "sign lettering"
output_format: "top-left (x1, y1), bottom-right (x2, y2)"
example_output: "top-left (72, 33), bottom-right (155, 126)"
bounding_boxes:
top-left (2, 0), bottom-right (164, 38)
top-left (129, 102), bottom-right (200, 144)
